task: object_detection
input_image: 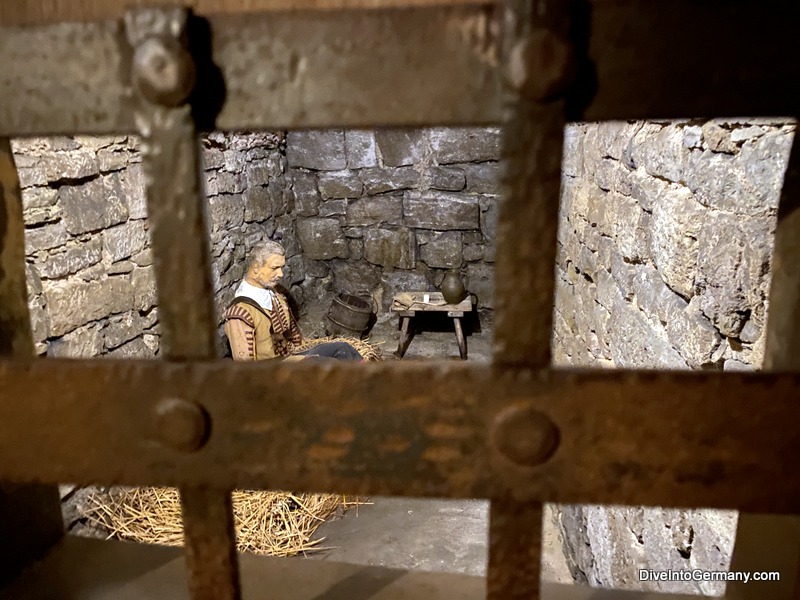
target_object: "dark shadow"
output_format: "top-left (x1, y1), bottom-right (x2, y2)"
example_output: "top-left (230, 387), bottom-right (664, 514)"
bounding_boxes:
top-left (564, 0), bottom-right (596, 121)
top-left (187, 14), bottom-right (226, 131)
top-left (309, 566), bottom-right (405, 600)
top-left (274, 283), bottom-right (302, 321)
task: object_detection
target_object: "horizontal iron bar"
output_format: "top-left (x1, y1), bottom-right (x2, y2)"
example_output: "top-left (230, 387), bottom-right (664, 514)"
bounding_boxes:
top-left (0, 359), bottom-right (798, 513)
top-left (2, 2), bottom-right (800, 136)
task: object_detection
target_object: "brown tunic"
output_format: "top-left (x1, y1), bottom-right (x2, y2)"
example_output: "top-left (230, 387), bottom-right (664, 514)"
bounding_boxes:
top-left (223, 294), bottom-right (303, 361)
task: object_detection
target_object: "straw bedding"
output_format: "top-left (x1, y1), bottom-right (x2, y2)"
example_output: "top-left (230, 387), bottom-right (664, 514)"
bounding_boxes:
top-left (84, 336), bottom-right (381, 557)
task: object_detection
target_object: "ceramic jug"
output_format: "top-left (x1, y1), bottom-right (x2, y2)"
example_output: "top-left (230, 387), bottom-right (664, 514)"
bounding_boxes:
top-left (440, 269), bottom-right (467, 304)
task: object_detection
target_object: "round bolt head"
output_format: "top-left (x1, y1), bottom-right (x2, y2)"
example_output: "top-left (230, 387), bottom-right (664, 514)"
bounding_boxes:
top-left (133, 37), bottom-right (196, 107)
top-left (491, 404), bottom-right (559, 467)
top-left (154, 398), bottom-right (209, 452)
top-left (507, 30), bottom-right (575, 102)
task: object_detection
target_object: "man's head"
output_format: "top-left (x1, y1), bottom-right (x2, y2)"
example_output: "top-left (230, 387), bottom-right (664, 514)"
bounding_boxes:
top-left (245, 240), bottom-right (286, 289)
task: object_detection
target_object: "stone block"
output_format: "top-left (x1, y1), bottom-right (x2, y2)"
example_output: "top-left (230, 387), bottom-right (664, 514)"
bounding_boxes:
top-left (286, 130), bottom-right (346, 170)
top-left (106, 336), bottom-right (154, 359)
top-left (319, 199), bottom-right (347, 217)
top-left (245, 160), bottom-right (271, 188)
top-left (274, 215), bottom-right (301, 258)
top-left (702, 122), bottom-right (736, 154)
top-left (48, 323), bottom-right (104, 358)
top-left (465, 263), bottom-right (493, 308)
top-left (331, 260), bottom-right (382, 296)
top-left (120, 164), bottom-right (147, 220)
top-left (283, 255), bottom-right (306, 286)
top-left (428, 127), bottom-right (501, 164)
top-left (103, 220), bottom-right (149, 263)
top-left (480, 200), bottom-right (498, 243)
top-left (98, 148), bottom-right (131, 173)
top-left (348, 238), bottom-right (364, 261)
top-left (419, 231), bottom-right (462, 268)
top-left (202, 147), bottom-right (225, 170)
top-left (739, 130), bottom-right (794, 214)
top-left (346, 195), bottom-right (403, 226)
top-left (296, 218), bottom-right (349, 260)
top-left (222, 149), bottom-right (247, 174)
top-left (291, 170), bottom-right (321, 217)
top-left (631, 264), bottom-right (679, 325)
top-left (60, 177), bottom-right (127, 235)
top-left (103, 311), bottom-right (149, 350)
top-left (304, 259), bottom-right (330, 278)
top-left (43, 150), bottom-right (99, 182)
top-left (40, 238), bottom-right (103, 279)
top-left (461, 163), bottom-right (501, 194)
top-left (364, 228), bottom-right (416, 269)
top-left (209, 194), bottom-right (245, 231)
top-left (612, 193), bottom-right (649, 262)
top-left (45, 276), bottom-right (135, 337)
top-left (243, 186), bottom-right (271, 222)
top-left (403, 191), bottom-right (480, 230)
top-left (109, 261), bottom-right (135, 275)
top-left (596, 121), bottom-right (638, 161)
top-left (22, 187), bottom-right (58, 211)
top-left (649, 185), bottom-right (704, 298)
top-left (608, 293), bottom-right (686, 369)
top-left (375, 129), bottom-right (427, 167)
top-left (430, 167), bottom-right (466, 192)
top-left (132, 248), bottom-right (153, 267)
top-left (16, 167), bottom-right (47, 188)
top-left (463, 244), bottom-right (483, 262)
top-left (24, 206), bottom-right (61, 227)
top-left (132, 267), bottom-right (158, 312)
top-left (318, 170), bottom-right (364, 199)
top-left (666, 297), bottom-right (723, 368)
top-left (28, 295), bottom-right (50, 344)
top-left (562, 124), bottom-right (584, 177)
top-left (380, 270), bottom-right (433, 310)
top-left (345, 130), bottom-right (379, 168)
top-left (360, 167), bottom-right (420, 195)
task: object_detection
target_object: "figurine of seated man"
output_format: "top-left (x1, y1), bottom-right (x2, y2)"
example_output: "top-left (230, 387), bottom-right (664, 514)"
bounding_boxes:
top-left (224, 240), bottom-right (362, 362)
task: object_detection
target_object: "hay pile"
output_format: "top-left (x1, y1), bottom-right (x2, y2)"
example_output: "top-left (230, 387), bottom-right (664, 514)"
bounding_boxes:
top-left (85, 487), bottom-right (364, 557)
top-left (294, 335), bottom-right (384, 362)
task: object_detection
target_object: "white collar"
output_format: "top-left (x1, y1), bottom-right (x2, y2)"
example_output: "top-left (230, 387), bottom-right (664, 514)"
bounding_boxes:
top-left (235, 280), bottom-right (276, 311)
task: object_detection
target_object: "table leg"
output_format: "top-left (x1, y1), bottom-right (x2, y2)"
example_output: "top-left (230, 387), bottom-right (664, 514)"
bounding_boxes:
top-left (454, 317), bottom-right (467, 360)
top-left (396, 316), bottom-right (412, 358)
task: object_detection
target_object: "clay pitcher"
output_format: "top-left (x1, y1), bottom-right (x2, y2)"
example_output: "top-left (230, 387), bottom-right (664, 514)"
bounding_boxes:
top-left (440, 269), bottom-right (467, 304)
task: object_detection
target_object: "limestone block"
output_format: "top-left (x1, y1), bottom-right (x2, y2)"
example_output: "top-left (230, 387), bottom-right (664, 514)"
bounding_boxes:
top-left (245, 160), bottom-right (271, 188)
top-left (466, 263), bottom-right (494, 309)
top-left (296, 218), bottom-right (349, 260)
top-left (21, 187), bottom-right (58, 211)
top-left (283, 255), bottom-right (306, 285)
top-left (45, 276), bottom-right (135, 337)
top-left (132, 267), bottom-right (157, 312)
top-left (702, 122), bottom-right (737, 154)
top-left (23, 206), bottom-right (61, 227)
top-left (319, 199), bottom-right (347, 217)
top-left (48, 323), bottom-right (104, 358)
top-left (419, 231), bottom-right (462, 269)
top-left (629, 167), bottom-right (666, 212)
top-left (98, 148), bottom-right (131, 173)
top-left (739, 130), bottom-right (794, 214)
top-left (103, 311), bottom-right (151, 350)
top-left (103, 220), bottom-right (149, 263)
top-left (40, 238), bottom-right (103, 279)
top-left (28, 295), bottom-right (50, 344)
top-left (318, 170), bottom-right (364, 199)
top-left (562, 125), bottom-right (584, 177)
top-left (649, 185), bottom-right (704, 298)
top-left (612, 193), bottom-right (649, 262)
top-left (346, 195), bottom-right (403, 226)
top-left (275, 215), bottom-right (301, 258)
top-left (345, 130), bottom-right (379, 168)
top-left (331, 260), bottom-right (381, 296)
top-left (634, 124), bottom-right (688, 183)
top-left (428, 127), bottom-right (501, 164)
top-left (403, 191), bottom-right (480, 230)
top-left (304, 259), bottom-right (330, 278)
top-left (596, 121), bottom-right (639, 161)
top-left (375, 129), bottom-right (427, 167)
top-left (222, 149), bottom-right (247, 174)
top-left (60, 177), bottom-right (127, 235)
top-left (106, 336), bottom-right (154, 358)
top-left (120, 164), bottom-right (147, 220)
top-left (202, 147), bottom-right (225, 170)
top-left (684, 150), bottom-right (763, 216)
top-left (209, 194), bottom-right (245, 232)
top-left (292, 170), bottom-right (321, 217)
top-left (243, 186), bottom-right (271, 222)
top-left (286, 130), bottom-right (346, 170)
top-left (608, 293), bottom-right (686, 369)
top-left (463, 244), bottom-right (483, 262)
top-left (43, 150), bottom-right (99, 183)
top-left (430, 166), bottom-right (466, 192)
top-left (631, 263), bottom-right (680, 325)
top-left (380, 270), bottom-right (433, 310)
top-left (16, 167), bottom-right (48, 188)
top-left (683, 125), bottom-right (703, 149)
top-left (460, 163), bottom-right (501, 194)
top-left (665, 296), bottom-right (723, 367)
top-left (360, 167), bottom-right (419, 195)
top-left (364, 228), bottom-right (416, 269)
top-left (348, 238), bottom-right (364, 261)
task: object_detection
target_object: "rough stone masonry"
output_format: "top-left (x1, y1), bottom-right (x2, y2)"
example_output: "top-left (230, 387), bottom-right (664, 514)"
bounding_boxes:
top-left (553, 118), bottom-right (795, 596)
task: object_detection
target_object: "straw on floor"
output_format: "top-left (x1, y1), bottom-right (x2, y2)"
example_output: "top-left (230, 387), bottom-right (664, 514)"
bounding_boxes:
top-left (85, 487), bottom-right (365, 557)
top-left (293, 335), bottom-right (384, 362)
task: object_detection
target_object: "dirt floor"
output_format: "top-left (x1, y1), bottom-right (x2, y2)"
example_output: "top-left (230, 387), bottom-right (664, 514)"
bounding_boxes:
top-left (301, 302), bottom-right (574, 584)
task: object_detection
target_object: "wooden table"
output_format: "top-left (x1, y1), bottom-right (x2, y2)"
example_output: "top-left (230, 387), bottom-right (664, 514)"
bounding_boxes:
top-left (390, 292), bottom-right (473, 359)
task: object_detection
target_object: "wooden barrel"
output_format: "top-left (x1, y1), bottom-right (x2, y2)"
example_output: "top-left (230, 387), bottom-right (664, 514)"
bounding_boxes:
top-left (327, 293), bottom-right (372, 336)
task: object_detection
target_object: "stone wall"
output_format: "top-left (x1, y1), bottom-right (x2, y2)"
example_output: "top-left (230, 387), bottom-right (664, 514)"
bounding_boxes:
top-left (285, 128), bottom-right (499, 311)
top-left (14, 132), bottom-right (288, 358)
top-left (553, 118), bottom-right (795, 595)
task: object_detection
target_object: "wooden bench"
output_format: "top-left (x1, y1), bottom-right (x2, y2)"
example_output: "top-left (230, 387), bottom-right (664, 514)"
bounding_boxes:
top-left (390, 292), bottom-right (473, 360)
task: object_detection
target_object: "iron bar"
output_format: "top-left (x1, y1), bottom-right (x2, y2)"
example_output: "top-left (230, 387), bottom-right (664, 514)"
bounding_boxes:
top-left (126, 8), bottom-right (240, 600)
top-left (0, 139), bottom-right (64, 586)
top-left (488, 498), bottom-right (543, 600)
top-left (0, 360), bottom-right (798, 513)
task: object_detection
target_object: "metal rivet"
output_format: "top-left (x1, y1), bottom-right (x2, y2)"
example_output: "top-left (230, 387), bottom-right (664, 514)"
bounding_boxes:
top-left (133, 37), bottom-right (196, 107)
top-left (491, 404), bottom-right (559, 467)
top-left (506, 29), bottom-right (575, 102)
top-left (154, 398), bottom-right (209, 452)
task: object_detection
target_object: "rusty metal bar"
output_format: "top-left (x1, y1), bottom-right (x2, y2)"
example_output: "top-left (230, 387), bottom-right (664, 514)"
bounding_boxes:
top-left (0, 140), bottom-right (64, 586)
top-left (125, 8), bottom-right (239, 600)
top-left (2, 2), bottom-right (800, 136)
top-left (0, 360), bottom-right (799, 512)
top-left (488, 498), bottom-right (542, 600)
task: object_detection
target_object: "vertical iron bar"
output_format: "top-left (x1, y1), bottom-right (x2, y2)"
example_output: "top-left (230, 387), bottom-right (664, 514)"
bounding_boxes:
top-left (728, 124), bottom-right (800, 600)
top-left (491, 0), bottom-right (576, 597)
top-left (0, 138), bottom-right (63, 586)
top-left (126, 9), bottom-right (240, 600)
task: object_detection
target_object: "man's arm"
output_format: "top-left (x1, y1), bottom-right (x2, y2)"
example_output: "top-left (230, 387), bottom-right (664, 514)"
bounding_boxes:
top-left (225, 318), bottom-right (257, 361)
